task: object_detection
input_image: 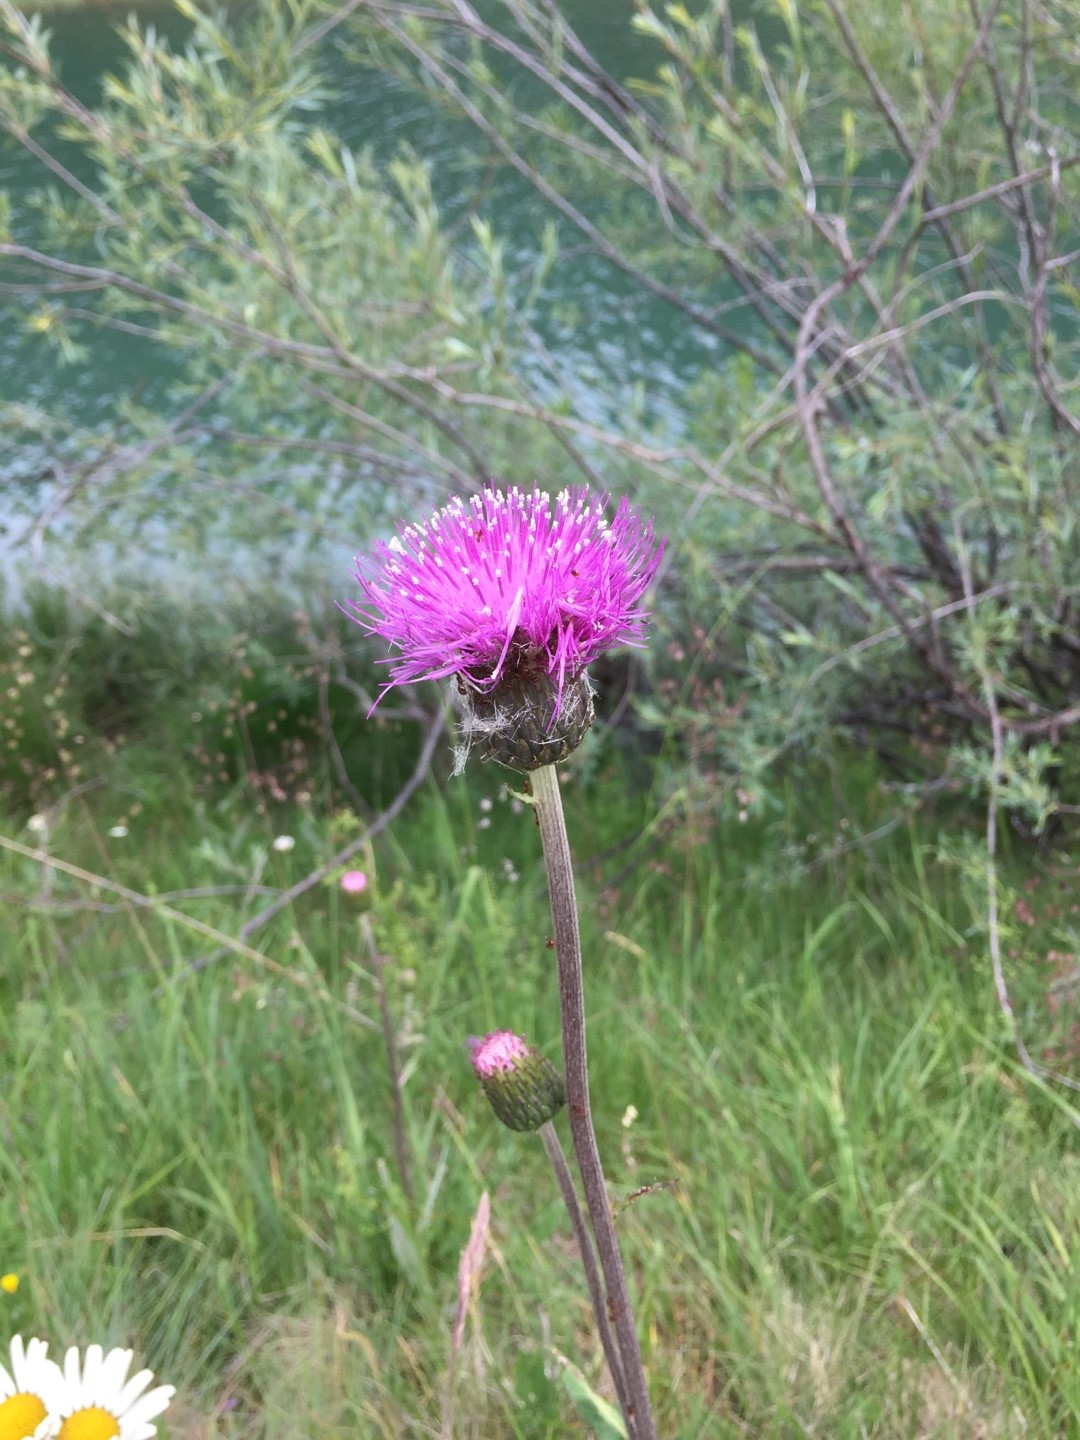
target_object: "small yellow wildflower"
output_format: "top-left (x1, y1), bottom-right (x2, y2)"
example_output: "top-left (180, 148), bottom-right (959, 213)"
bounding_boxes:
top-left (0, 1275), bottom-right (18, 1295)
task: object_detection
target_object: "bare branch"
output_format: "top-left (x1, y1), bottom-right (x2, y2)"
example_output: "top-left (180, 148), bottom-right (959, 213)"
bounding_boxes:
top-left (181, 706), bottom-right (447, 977)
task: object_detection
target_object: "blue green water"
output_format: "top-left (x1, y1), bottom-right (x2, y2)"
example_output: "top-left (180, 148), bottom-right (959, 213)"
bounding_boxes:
top-left (0, 1), bottom-right (733, 442)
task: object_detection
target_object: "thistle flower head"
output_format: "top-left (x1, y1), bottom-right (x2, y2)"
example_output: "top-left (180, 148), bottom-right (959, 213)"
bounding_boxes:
top-left (351, 486), bottom-right (663, 768)
top-left (468, 1030), bottom-right (565, 1132)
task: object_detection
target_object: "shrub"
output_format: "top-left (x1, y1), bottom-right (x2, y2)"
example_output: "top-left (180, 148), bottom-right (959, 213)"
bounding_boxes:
top-left (2, 0), bottom-right (1078, 822)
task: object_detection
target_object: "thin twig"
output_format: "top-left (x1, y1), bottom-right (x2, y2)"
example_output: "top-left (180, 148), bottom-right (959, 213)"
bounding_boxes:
top-left (10, 884), bottom-right (281, 914)
top-left (952, 525), bottom-right (1080, 1106)
top-left (182, 708), bottom-right (447, 976)
top-left (0, 835), bottom-right (377, 1031)
top-left (317, 664), bottom-right (375, 821)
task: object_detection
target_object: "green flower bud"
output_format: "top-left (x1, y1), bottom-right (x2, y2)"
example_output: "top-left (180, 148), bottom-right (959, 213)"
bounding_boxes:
top-left (469, 1030), bottom-right (566, 1132)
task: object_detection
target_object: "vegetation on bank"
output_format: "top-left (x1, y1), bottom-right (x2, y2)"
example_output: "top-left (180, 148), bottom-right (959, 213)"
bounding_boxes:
top-left (2, 594), bottom-right (1079, 1438)
top-left (11, 1), bottom-right (161, 12)
top-left (2, 0), bottom-right (1079, 805)
top-left (3, 0), bottom-right (1080, 1432)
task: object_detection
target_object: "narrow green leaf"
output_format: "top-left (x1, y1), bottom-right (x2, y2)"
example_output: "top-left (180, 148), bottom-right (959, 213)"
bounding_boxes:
top-left (559, 1361), bottom-right (628, 1439)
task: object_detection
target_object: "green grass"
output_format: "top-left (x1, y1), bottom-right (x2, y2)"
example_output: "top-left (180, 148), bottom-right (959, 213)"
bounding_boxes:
top-left (2, 598), bottom-right (1080, 1437)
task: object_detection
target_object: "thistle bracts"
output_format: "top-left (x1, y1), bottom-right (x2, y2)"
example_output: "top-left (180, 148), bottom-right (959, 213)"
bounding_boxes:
top-left (464, 669), bottom-right (594, 771)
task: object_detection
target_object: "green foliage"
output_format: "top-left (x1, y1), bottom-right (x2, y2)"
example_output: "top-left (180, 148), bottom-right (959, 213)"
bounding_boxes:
top-left (3, 7), bottom-right (1080, 1433)
top-left (0, 0), bottom-right (576, 581)
top-left (0, 579), bottom-right (428, 820)
top-left (0, 581), bottom-right (1077, 1433)
top-left (560, 1363), bottom-right (628, 1439)
top-left (2, 698), bottom-right (1080, 1434)
top-left (3, 0), bottom-right (1080, 819)
top-left (343, 0), bottom-right (1080, 809)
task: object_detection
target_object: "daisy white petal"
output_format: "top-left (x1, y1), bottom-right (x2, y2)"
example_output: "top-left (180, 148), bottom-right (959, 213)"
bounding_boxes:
top-left (0, 1336), bottom-right (65, 1440)
top-left (109, 1374), bottom-right (151, 1417)
top-left (95, 1353), bottom-right (131, 1407)
top-left (121, 1388), bottom-right (173, 1428)
top-left (60, 1349), bottom-right (81, 1409)
top-left (79, 1349), bottom-right (103, 1409)
top-left (53, 1348), bottom-right (173, 1440)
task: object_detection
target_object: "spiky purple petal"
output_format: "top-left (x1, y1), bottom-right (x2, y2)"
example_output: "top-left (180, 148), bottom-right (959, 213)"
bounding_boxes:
top-left (350, 486), bottom-right (663, 717)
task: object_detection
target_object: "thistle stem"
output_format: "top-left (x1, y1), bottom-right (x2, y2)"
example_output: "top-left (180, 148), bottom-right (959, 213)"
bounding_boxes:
top-left (539, 1121), bottom-right (635, 1437)
top-left (530, 762), bottom-right (657, 1440)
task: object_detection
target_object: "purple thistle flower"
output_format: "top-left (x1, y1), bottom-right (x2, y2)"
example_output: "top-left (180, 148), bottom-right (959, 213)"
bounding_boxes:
top-left (350, 486), bottom-right (663, 768)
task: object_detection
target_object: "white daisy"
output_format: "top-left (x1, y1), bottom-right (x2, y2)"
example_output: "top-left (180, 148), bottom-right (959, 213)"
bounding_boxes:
top-left (55, 1346), bottom-right (174, 1440)
top-left (0, 1335), bottom-right (65, 1440)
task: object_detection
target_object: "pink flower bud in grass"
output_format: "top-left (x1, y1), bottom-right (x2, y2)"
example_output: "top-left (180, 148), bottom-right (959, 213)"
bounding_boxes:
top-left (350, 486), bottom-right (663, 770)
top-left (339, 869), bottom-right (369, 910)
top-left (469, 1030), bottom-right (566, 1132)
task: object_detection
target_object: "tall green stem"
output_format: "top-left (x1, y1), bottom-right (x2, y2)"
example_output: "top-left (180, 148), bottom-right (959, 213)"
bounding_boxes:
top-left (530, 762), bottom-right (657, 1440)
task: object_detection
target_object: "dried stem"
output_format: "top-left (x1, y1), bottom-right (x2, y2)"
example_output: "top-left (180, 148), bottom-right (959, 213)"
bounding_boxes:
top-left (951, 530), bottom-right (1080, 1109)
top-left (529, 762), bottom-right (656, 1440)
top-left (182, 708), bottom-right (446, 977)
top-left (539, 1121), bottom-right (633, 1436)
top-left (0, 834), bottom-right (377, 1031)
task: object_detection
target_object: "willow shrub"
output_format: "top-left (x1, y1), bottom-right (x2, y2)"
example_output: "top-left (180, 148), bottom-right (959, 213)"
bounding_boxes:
top-left (1, 0), bottom-right (1079, 824)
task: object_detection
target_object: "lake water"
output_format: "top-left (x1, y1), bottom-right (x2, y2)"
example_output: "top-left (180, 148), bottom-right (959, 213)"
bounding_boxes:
top-left (0, 1), bottom-right (738, 451)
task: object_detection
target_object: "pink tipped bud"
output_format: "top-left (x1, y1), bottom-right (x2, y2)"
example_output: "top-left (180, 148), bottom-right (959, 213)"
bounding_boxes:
top-left (469, 1030), bottom-right (565, 1132)
top-left (339, 870), bottom-right (370, 910)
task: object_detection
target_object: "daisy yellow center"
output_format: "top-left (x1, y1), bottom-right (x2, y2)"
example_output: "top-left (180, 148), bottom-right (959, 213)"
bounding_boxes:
top-left (57, 1407), bottom-right (121, 1440)
top-left (0, 1391), bottom-right (48, 1440)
